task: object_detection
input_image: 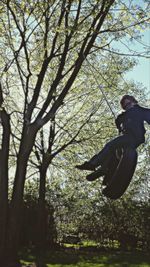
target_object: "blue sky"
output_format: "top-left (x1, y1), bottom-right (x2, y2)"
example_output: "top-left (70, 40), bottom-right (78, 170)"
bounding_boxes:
top-left (125, 30), bottom-right (150, 93)
top-left (127, 0), bottom-right (150, 93)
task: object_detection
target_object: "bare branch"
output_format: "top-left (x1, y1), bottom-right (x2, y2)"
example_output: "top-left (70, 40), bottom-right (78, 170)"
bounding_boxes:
top-left (35, 0), bottom-right (115, 128)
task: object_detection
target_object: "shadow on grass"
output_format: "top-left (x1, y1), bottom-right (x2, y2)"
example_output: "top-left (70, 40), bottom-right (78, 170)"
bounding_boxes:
top-left (20, 247), bottom-right (150, 267)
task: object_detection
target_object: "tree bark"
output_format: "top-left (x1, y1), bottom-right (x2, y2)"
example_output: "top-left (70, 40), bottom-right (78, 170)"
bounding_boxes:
top-left (6, 156), bottom-right (29, 266)
top-left (36, 155), bottom-right (57, 251)
top-left (5, 126), bottom-right (37, 266)
top-left (36, 163), bottom-right (48, 250)
top-left (0, 110), bottom-right (10, 265)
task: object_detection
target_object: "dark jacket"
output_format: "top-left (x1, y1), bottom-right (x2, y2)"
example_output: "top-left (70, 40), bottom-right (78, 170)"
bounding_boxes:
top-left (115, 105), bottom-right (150, 144)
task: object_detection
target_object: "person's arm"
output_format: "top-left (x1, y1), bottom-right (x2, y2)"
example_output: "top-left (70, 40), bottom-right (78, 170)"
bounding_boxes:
top-left (143, 108), bottom-right (150, 124)
top-left (115, 113), bottom-right (124, 133)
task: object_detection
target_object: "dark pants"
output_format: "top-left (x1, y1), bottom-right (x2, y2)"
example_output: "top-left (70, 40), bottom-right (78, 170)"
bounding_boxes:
top-left (89, 134), bottom-right (140, 168)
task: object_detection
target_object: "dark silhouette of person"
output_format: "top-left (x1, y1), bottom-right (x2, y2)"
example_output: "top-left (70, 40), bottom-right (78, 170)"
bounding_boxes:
top-left (76, 95), bottom-right (150, 175)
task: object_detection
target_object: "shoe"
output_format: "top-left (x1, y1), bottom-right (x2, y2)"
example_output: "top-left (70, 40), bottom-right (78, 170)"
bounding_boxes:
top-left (75, 161), bottom-right (95, 171)
top-left (86, 168), bottom-right (106, 181)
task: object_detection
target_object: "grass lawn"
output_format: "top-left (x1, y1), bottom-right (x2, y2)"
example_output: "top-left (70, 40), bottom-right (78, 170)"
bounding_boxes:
top-left (20, 248), bottom-right (150, 267)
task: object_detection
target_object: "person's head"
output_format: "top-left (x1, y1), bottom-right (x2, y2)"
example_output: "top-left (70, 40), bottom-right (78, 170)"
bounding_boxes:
top-left (120, 95), bottom-right (138, 110)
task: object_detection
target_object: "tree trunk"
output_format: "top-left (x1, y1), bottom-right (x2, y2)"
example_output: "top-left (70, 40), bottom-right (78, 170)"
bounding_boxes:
top-left (5, 126), bottom-right (37, 266)
top-left (0, 110), bottom-right (10, 265)
top-left (36, 163), bottom-right (48, 250)
top-left (6, 156), bottom-right (29, 266)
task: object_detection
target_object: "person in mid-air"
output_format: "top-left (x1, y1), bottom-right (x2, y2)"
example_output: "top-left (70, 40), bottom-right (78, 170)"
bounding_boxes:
top-left (75, 95), bottom-right (150, 178)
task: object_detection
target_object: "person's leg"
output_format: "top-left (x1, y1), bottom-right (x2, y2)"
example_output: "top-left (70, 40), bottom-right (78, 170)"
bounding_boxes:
top-left (75, 161), bottom-right (96, 171)
top-left (76, 135), bottom-right (136, 171)
top-left (75, 139), bottom-right (115, 171)
top-left (89, 134), bottom-right (135, 168)
top-left (86, 150), bottom-right (118, 182)
top-left (76, 134), bottom-right (135, 171)
top-left (86, 168), bottom-right (106, 181)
